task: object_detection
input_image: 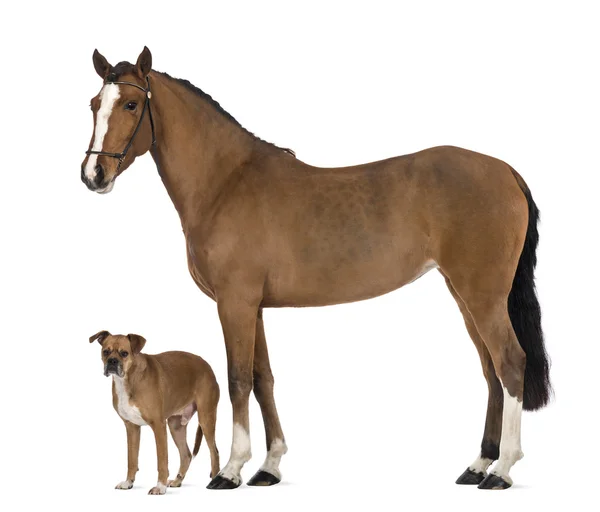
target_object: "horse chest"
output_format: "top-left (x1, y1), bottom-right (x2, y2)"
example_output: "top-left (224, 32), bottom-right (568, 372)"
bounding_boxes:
top-left (113, 377), bottom-right (147, 426)
top-left (186, 240), bottom-right (217, 299)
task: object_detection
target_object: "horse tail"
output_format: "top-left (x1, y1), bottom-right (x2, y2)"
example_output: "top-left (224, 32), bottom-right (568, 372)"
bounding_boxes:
top-left (508, 167), bottom-right (552, 411)
top-left (192, 423), bottom-right (204, 458)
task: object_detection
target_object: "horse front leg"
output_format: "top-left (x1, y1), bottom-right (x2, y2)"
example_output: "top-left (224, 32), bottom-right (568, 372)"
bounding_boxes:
top-left (247, 308), bottom-right (287, 486)
top-left (207, 293), bottom-right (260, 490)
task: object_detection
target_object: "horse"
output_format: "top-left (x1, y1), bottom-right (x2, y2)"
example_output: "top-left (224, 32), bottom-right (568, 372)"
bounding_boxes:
top-left (81, 47), bottom-right (551, 491)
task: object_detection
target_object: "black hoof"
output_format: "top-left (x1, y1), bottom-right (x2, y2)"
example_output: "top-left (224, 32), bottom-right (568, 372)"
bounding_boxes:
top-left (477, 473), bottom-right (512, 490)
top-left (206, 475), bottom-right (240, 490)
top-left (247, 470), bottom-right (281, 487)
top-left (456, 468), bottom-right (486, 485)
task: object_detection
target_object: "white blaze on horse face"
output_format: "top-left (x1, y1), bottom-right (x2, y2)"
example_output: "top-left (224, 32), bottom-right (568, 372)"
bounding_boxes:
top-left (84, 83), bottom-right (120, 181)
top-left (491, 385), bottom-right (524, 483)
top-left (219, 423), bottom-right (251, 483)
top-left (259, 438), bottom-right (287, 479)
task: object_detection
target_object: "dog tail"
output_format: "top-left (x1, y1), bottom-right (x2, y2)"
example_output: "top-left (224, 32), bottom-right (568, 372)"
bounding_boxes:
top-left (509, 167), bottom-right (552, 411)
top-left (192, 424), bottom-right (204, 458)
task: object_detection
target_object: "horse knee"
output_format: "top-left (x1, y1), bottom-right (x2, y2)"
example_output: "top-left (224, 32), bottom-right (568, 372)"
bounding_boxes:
top-left (228, 372), bottom-right (253, 405)
top-left (253, 371), bottom-right (274, 400)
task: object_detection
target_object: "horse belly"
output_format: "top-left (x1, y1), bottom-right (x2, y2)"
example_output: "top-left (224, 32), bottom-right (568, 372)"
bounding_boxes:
top-left (263, 247), bottom-right (437, 307)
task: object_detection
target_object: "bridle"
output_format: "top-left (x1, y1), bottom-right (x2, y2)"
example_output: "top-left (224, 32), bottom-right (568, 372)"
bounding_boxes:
top-left (86, 76), bottom-right (156, 173)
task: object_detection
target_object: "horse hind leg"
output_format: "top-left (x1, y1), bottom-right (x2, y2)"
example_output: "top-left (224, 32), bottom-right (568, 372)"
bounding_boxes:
top-left (443, 275), bottom-right (503, 485)
top-left (448, 272), bottom-right (526, 490)
top-left (474, 302), bottom-right (525, 489)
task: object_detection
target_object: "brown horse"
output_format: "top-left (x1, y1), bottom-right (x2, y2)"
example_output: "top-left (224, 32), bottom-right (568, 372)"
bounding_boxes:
top-left (81, 47), bottom-right (551, 491)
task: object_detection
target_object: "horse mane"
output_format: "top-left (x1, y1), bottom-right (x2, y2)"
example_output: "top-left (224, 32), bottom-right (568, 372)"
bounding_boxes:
top-left (158, 70), bottom-right (296, 157)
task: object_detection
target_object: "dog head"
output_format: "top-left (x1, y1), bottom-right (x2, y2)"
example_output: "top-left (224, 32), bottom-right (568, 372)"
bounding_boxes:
top-left (89, 330), bottom-right (147, 377)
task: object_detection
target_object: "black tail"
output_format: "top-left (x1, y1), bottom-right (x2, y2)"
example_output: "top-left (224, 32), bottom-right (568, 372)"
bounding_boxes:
top-left (508, 169), bottom-right (552, 411)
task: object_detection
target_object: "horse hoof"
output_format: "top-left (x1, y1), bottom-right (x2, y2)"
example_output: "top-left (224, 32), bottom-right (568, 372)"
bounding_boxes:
top-left (456, 468), bottom-right (486, 485)
top-left (206, 475), bottom-right (240, 490)
top-left (477, 473), bottom-right (512, 490)
top-left (247, 470), bottom-right (281, 486)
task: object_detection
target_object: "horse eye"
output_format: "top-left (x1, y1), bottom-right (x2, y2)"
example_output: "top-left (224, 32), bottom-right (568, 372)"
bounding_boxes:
top-left (120, 351), bottom-right (129, 358)
top-left (125, 102), bottom-right (137, 111)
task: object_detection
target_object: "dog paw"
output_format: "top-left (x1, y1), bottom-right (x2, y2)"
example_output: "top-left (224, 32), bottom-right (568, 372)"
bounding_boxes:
top-left (148, 482), bottom-right (167, 495)
top-left (115, 480), bottom-right (133, 490)
top-left (168, 477), bottom-right (183, 488)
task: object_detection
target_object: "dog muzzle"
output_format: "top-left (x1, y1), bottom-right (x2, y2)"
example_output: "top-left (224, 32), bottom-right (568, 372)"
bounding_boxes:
top-left (104, 362), bottom-right (123, 377)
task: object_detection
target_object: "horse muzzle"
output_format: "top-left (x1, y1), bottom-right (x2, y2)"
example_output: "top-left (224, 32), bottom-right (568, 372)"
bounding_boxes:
top-left (81, 162), bottom-right (114, 194)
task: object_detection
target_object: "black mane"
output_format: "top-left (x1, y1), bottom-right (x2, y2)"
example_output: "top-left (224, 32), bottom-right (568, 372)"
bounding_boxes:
top-left (107, 62), bottom-right (295, 157)
top-left (158, 71), bottom-right (295, 157)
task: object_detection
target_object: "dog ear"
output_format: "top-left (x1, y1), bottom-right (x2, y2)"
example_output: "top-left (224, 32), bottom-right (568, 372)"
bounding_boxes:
top-left (89, 330), bottom-right (111, 344)
top-left (127, 334), bottom-right (147, 355)
top-left (92, 49), bottom-right (111, 79)
top-left (135, 46), bottom-right (152, 78)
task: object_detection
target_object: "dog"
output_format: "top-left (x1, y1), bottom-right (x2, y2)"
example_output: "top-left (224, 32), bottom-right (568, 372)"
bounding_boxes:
top-left (89, 330), bottom-right (220, 494)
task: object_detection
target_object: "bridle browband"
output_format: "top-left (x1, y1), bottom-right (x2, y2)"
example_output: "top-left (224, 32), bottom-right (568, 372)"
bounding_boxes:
top-left (85, 76), bottom-right (156, 173)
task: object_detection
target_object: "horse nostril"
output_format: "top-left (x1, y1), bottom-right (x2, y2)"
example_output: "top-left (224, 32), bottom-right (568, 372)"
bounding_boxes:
top-left (80, 164), bottom-right (86, 182)
top-left (94, 164), bottom-right (104, 185)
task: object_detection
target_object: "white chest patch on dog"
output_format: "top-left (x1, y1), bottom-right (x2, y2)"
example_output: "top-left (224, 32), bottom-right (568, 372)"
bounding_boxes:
top-left (113, 376), bottom-right (147, 426)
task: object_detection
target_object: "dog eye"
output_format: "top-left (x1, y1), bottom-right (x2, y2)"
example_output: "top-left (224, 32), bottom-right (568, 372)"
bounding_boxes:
top-left (125, 102), bottom-right (137, 111)
top-left (120, 351), bottom-right (129, 358)
top-left (102, 349), bottom-right (110, 356)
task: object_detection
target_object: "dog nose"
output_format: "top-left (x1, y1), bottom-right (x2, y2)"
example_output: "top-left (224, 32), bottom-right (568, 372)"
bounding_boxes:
top-left (94, 164), bottom-right (105, 186)
top-left (108, 358), bottom-right (118, 365)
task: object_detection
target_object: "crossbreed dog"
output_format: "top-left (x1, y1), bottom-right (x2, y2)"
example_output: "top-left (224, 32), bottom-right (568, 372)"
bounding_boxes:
top-left (89, 330), bottom-right (220, 494)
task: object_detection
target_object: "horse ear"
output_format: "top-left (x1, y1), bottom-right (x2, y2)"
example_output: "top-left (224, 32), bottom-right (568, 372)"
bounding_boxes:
top-left (92, 49), bottom-right (111, 79)
top-left (89, 330), bottom-right (111, 344)
top-left (127, 334), bottom-right (147, 355)
top-left (135, 46), bottom-right (152, 78)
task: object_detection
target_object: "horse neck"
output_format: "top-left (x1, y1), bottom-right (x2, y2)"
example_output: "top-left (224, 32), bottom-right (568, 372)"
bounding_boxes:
top-left (148, 72), bottom-right (256, 229)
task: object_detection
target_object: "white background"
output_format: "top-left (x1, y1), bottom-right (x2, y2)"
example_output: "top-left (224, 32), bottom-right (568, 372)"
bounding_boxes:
top-left (1, 1), bottom-right (598, 510)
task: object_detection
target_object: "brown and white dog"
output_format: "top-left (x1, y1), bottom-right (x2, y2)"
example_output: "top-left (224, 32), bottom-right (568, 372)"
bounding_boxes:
top-left (89, 330), bottom-right (220, 494)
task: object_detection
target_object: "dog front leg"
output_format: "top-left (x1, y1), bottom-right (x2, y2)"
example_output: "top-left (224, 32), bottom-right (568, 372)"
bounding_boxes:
top-left (115, 421), bottom-right (140, 490)
top-left (148, 421), bottom-right (169, 495)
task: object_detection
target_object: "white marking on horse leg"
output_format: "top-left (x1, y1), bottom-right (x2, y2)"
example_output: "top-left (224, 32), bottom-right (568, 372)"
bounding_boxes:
top-left (259, 438), bottom-right (287, 480)
top-left (84, 83), bottom-right (120, 181)
top-left (219, 423), bottom-right (251, 484)
top-left (468, 455), bottom-right (493, 475)
top-left (490, 385), bottom-right (524, 483)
